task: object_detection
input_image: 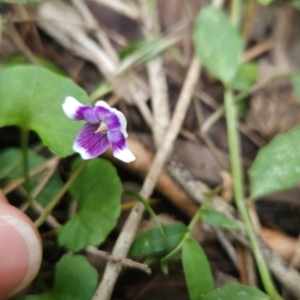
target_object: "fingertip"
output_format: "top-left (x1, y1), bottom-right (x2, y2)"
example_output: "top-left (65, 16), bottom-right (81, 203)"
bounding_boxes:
top-left (0, 189), bottom-right (8, 204)
top-left (0, 201), bottom-right (42, 299)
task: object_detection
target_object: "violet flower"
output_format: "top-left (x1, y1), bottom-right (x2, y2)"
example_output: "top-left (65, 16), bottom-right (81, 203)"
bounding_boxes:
top-left (62, 96), bottom-right (135, 163)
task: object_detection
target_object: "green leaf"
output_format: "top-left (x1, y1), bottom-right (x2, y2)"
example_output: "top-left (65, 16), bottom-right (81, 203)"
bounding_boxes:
top-left (200, 208), bottom-right (239, 229)
top-left (0, 148), bottom-right (45, 180)
top-left (193, 5), bottom-right (244, 85)
top-left (36, 170), bottom-right (64, 208)
top-left (58, 158), bottom-right (122, 251)
top-left (0, 147), bottom-right (63, 207)
top-left (0, 14), bottom-right (2, 43)
top-left (257, 0), bottom-right (274, 5)
top-left (249, 126), bottom-right (300, 199)
top-left (4, 54), bottom-right (65, 75)
top-left (119, 40), bottom-right (159, 61)
top-left (292, 74), bottom-right (300, 100)
top-left (0, 66), bottom-right (90, 157)
top-left (129, 224), bottom-right (188, 257)
top-left (233, 62), bottom-right (259, 93)
top-left (89, 80), bottom-right (113, 102)
top-left (292, 0), bottom-right (300, 10)
top-left (20, 255), bottom-right (98, 300)
top-left (182, 237), bottom-right (214, 300)
top-left (200, 282), bottom-right (270, 300)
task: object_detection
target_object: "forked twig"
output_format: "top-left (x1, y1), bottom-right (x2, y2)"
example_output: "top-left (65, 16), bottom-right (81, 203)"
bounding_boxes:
top-left (86, 246), bottom-right (151, 275)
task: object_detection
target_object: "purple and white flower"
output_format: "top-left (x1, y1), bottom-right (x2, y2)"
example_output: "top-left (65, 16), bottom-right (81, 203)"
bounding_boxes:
top-left (62, 96), bottom-right (135, 163)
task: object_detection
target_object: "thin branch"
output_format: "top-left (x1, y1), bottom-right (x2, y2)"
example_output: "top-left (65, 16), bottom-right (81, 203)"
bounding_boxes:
top-left (2, 156), bottom-right (60, 195)
top-left (139, 0), bottom-right (170, 147)
top-left (72, 0), bottom-right (119, 63)
top-left (86, 246), bottom-right (151, 275)
top-left (167, 159), bottom-right (300, 299)
top-left (92, 56), bottom-right (201, 300)
top-left (91, 0), bottom-right (140, 20)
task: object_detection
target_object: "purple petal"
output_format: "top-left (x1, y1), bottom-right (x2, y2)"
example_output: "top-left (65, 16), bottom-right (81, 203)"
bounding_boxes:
top-left (73, 124), bottom-right (110, 159)
top-left (94, 101), bottom-right (113, 121)
top-left (111, 109), bottom-right (128, 137)
top-left (106, 114), bottom-right (121, 131)
top-left (94, 101), bottom-right (128, 136)
top-left (62, 97), bottom-right (92, 121)
top-left (108, 131), bottom-right (135, 163)
top-left (63, 96), bottom-right (103, 124)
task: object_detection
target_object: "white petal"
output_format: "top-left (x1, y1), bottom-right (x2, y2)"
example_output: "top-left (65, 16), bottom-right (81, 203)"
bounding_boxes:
top-left (73, 141), bottom-right (93, 160)
top-left (113, 109), bottom-right (128, 138)
top-left (94, 100), bottom-right (113, 112)
top-left (62, 96), bottom-right (84, 119)
top-left (113, 146), bottom-right (136, 163)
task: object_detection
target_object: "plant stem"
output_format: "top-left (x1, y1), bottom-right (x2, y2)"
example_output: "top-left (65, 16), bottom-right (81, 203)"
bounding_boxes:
top-left (231, 0), bottom-right (242, 28)
top-left (34, 160), bottom-right (88, 227)
top-left (162, 209), bottom-right (201, 263)
top-left (21, 127), bottom-right (33, 205)
top-left (123, 190), bottom-right (169, 252)
top-left (224, 88), bottom-right (283, 300)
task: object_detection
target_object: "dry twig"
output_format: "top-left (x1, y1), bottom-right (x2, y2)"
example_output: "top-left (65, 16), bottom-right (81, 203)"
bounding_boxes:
top-left (86, 246), bottom-right (151, 275)
top-left (139, 0), bottom-right (170, 147)
top-left (93, 56), bottom-right (201, 300)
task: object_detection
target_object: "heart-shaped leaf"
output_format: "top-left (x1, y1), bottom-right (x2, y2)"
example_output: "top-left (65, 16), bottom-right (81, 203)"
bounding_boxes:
top-left (58, 158), bottom-right (122, 251)
top-left (20, 255), bottom-right (98, 300)
top-left (193, 5), bottom-right (243, 85)
top-left (249, 126), bottom-right (300, 199)
top-left (0, 66), bottom-right (90, 157)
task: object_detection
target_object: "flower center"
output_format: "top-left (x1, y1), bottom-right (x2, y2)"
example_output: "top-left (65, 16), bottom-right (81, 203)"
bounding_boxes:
top-left (95, 121), bottom-right (108, 134)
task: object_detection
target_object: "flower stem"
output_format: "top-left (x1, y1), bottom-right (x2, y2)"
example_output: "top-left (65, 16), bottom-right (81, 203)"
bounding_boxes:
top-left (224, 88), bottom-right (282, 300)
top-left (123, 190), bottom-right (169, 252)
top-left (34, 160), bottom-right (88, 228)
top-left (21, 127), bottom-right (33, 205)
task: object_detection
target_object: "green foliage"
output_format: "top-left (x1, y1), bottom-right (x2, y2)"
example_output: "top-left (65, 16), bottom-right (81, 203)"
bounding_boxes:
top-left (233, 62), bottom-right (259, 93)
top-left (119, 40), bottom-right (158, 60)
top-left (4, 55), bottom-right (65, 75)
top-left (89, 80), bottom-right (113, 102)
top-left (292, 0), bottom-right (300, 9)
top-left (291, 74), bottom-right (300, 99)
top-left (249, 126), bottom-right (300, 199)
top-left (0, 148), bottom-right (42, 180)
top-left (129, 224), bottom-right (188, 257)
top-left (193, 5), bottom-right (243, 85)
top-left (0, 66), bottom-right (90, 157)
top-left (182, 237), bottom-right (214, 300)
top-left (0, 147), bottom-right (63, 207)
top-left (37, 171), bottom-right (64, 208)
top-left (257, 0), bottom-right (275, 5)
top-left (20, 255), bottom-right (98, 300)
top-left (58, 158), bottom-right (123, 251)
top-left (200, 282), bottom-right (270, 300)
top-left (119, 39), bottom-right (166, 65)
top-left (200, 208), bottom-right (239, 229)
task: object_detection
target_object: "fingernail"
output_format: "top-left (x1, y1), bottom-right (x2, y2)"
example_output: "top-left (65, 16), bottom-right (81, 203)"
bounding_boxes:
top-left (0, 214), bottom-right (42, 299)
